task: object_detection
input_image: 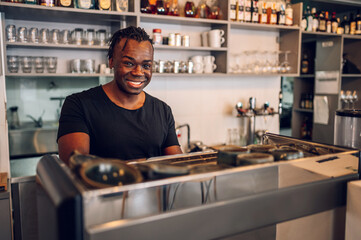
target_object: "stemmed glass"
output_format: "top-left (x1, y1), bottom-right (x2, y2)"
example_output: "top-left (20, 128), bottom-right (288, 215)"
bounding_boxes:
top-left (279, 50), bottom-right (292, 73)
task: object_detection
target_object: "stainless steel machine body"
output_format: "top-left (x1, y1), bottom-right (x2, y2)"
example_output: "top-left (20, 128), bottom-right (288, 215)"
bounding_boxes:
top-left (334, 109), bottom-right (361, 149)
top-left (36, 133), bottom-right (360, 240)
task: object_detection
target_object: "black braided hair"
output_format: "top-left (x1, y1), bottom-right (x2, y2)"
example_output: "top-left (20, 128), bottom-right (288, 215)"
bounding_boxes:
top-left (107, 26), bottom-right (153, 60)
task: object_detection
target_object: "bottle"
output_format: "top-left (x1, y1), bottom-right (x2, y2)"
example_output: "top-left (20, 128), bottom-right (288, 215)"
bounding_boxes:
top-left (356, 10), bottom-right (361, 34)
top-left (58, 0), bottom-right (73, 7)
top-left (267, 0), bottom-right (277, 24)
top-left (197, 0), bottom-right (209, 18)
top-left (331, 12), bottom-right (338, 33)
top-left (156, 0), bottom-right (167, 15)
top-left (325, 11), bottom-right (331, 33)
top-left (301, 9), bottom-right (307, 30)
top-left (40, 0), bottom-right (55, 6)
top-left (115, 0), bottom-right (128, 11)
top-left (342, 15), bottom-right (350, 34)
top-left (318, 11), bottom-right (326, 32)
top-left (75, 0), bottom-right (94, 9)
top-left (337, 17), bottom-right (344, 34)
top-left (277, 0), bottom-right (286, 25)
top-left (285, 0), bottom-right (293, 26)
top-left (312, 8), bottom-right (318, 32)
top-left (350, 13), bottom-right (356, 35)
top-left (98, 0), bottom-right (111, 10)
top-left (258, 0), bottom-right (267, 24)
top-left (184, 1), bottom-right (196, 17)
top-left (306, 6), bottom-right (312, 31)
top-left (244, 0), bottom-right (252, 22)
top-left (168, 0), bottom-right (179, 16)
top-left (301, 51), bottom-right (309, 74)
top-left (24, 0), bottom-right (37, 4)
top-left (230, 0), bottom-right (238, 21)
top-left (152, 29), bottom-right (163, 45)
top-left (252, 0), bottom-right (259, 23)
top-left (238, 0), bottom-right (245, 22)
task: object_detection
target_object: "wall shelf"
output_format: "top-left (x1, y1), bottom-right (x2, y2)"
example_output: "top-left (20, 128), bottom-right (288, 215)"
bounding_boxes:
top-left (6, 42), bottom-right (108, 50)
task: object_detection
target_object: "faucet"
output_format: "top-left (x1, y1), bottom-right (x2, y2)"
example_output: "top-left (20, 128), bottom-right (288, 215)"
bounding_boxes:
top-left (50, 97), bottom-right (65, 119)
top-left (175, 124), bottom-right (191, 151)
top-left (27, 110), bottom-right (45, 128)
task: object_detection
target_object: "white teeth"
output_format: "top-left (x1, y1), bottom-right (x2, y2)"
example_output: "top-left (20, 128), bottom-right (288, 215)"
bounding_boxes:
top-left (128, 81), bottom-right (142, 86)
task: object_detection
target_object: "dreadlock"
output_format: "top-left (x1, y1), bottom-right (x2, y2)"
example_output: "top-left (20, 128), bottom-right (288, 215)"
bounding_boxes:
top-left (107, 26), bottom-right (153, 60)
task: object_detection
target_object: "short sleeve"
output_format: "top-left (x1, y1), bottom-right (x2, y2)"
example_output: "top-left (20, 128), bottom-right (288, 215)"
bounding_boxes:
top-left (57, 94), bottom-right (90, 142)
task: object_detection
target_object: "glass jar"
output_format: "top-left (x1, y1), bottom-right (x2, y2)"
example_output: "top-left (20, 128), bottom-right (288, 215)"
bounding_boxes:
top-left (152, 29), bottom-right (163, 45)
top-left (75, 0), bottom-right (94, 9)
top-left (184, 1), bottom-right (196, 17)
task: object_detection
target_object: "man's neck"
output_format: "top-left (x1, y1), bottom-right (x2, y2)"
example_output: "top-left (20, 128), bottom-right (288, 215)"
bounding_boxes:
top-left (102, 81), bottom-right (145, 110)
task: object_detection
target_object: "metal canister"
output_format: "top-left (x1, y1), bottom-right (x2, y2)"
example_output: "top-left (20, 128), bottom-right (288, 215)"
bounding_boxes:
top-left (187, 60), bottom-right (194, 73)
top-left (168, 33), bottom-right (176, 46)
top-left (173, 60), bottom-right (180, 73)
top-left (182, 35), bottom-right (190, 47)
top-left (175, 33), bottom-right (182, 47)
top-left (158, 60), bottom-right (165, 73)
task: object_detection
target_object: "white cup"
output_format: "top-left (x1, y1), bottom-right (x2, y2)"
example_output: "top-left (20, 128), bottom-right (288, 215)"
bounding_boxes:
top-left (204, 62), bottom-right (217, 73)
top-left (193, 62), bottom-right (204, 73)
top-left (208, 29), bottom-right (225, 48)
top-left (191, 55), bottom-right (204, 64)
top-left (201, 31), bottom-right (209, 47)
top-left (203, 55), bottom-right (215, 64)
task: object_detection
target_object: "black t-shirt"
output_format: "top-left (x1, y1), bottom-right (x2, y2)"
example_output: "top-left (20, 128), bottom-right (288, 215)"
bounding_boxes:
top-left (57, 86), bottom-right (179, 160)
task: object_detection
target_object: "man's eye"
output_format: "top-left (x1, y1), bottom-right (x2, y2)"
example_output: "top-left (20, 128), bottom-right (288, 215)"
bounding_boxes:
top-left (123, 62), bottom-right (134, 67)
top-left (143, 64), bottom-right (152, 69)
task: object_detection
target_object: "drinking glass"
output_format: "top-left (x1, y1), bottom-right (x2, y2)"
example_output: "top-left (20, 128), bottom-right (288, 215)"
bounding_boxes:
top-left (96, 29), bottom-right (107, 46)
top-left (20, 56), bottom-right (33, 73)
top-left (39, 28), bottom-right (49, 44)
top-left (45, 57), bottom-right (58, 73)
top-left (60, 30), bottom-right (71, 44)
top-left (49, 29), bottom-right (60, 44)
top-left (83, 29), bottom-right (95, 45)
top-left (28, 27), bottom-right (39, 43)
top-left (33, 57), bottom-right (45, 73)
top-left (17, 27), bottom-right (27, 42)
top-left (81, 59), bottom-right (95, 73)
top-left (72, 28), bottom-right (84, 45)
top-left (279, 50), bottom-right (292, 73)
top-left (6, 25), bottom-right (16, 42)
top-left (70, 59), bottom-right (81, 73)
top-left (7, 56), bottom-right (19, 73)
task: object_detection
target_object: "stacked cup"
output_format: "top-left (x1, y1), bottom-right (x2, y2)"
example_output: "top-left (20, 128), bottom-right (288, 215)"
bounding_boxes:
top-left (201, 29), bottom-right (225, 48)
top-left (191, 56), bottom-right (204, 74)
top-left (203, 55), bottom-right (217, 73)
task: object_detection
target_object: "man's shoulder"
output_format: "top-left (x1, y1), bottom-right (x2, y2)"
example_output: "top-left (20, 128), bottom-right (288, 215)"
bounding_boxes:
top-left (145, 92), bottom-right (169, 108)
top-left (67, 86), bottom-right (103, 101)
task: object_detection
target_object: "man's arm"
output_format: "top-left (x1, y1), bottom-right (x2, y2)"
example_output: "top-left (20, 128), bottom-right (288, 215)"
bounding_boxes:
top-left (58, 132), bottom-right (90, 165)
top-left (163, 145), bottom-right (183, 155)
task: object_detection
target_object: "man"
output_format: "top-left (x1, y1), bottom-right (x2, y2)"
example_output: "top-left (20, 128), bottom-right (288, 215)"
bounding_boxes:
top-left (57, 26), bottom-right (182, 165)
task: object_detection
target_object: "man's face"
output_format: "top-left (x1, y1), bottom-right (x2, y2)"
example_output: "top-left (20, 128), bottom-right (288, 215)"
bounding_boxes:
top-left (109, 38), bottom-right (153, 95)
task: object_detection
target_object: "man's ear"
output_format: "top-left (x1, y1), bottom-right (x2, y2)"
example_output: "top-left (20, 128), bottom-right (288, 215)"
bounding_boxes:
top-left (109, 58), bottom-right (113, 69)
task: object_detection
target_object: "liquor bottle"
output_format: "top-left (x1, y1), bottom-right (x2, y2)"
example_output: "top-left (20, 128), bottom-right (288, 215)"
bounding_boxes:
top-left (238, 0), bottom-right (245, 22)
top-left (58, 0), bottom-right (73, 7)
top-left (337, 18), bottom-right (344, 34)
top-left (40, 0), bottom-right (55, 6)
top-left (350, 13), bottom-right (356, 35)
top-left (342, 15), bottom-right (350, 34)
top-left (24, 0), bottom-right (37, 4)
top-left (75, 0), bottom-right (94, 9)
top-left (230, 0), bottom-right (238, 21)
top-left (318, 11), bottom-right (326, 32)
top-left (356, 10), bottom-right (361, 34)
top-left (267, 0), bottom-right (277, 24)
top-left (331, 12), bottom-right (338, 33)
top-left (277, 0), bottom-right (286, 25)
top-left (252, 0), bottom-right (259, 23)
top-left (311, 8), bottom-right (318, 32)
top-left (301, 51), bottom-right (309, 74)
top-left (244, 0), bottom-right (252, 22)
top-left (98, 0), bottom-right (111, 10)
top-left (306, 6), bottom-right (312, 31)
top-left (156, 0), bottom-right (167, 15)
top-left (258, 0), bottom-right (267, 24)
top-left (325, 11), bottom-right (331, 33)
top-left (301, 9), bottom-right (307, 30)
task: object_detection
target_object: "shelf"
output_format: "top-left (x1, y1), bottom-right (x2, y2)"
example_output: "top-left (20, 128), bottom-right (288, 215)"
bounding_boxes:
top-left (293, 108), bottom-right (313, 113)
top-left (297, 74), bottom-right (315, 78)
top-left (153, 45), bottom-right (227, 52)
top-left (230, 22), bottom-right (300, 32)
top-left (0, 2), bottom-right (137, 24)
top-left (302, 31), bottom-right (342, 42)
top-left (343, 34), bottom-right (361, 40)
top-left (342, 74), bottom-right (361, 78)
top-left (139, 13), bottom-right (228, 27)
top-left (6, 42), bottom-right (108, 50)
top-left (229, 73), bottom-right (299, 77)
top-left (152, 73), bottom-right (226, 77)
top-left (5, 73), bottom-right (113, 78)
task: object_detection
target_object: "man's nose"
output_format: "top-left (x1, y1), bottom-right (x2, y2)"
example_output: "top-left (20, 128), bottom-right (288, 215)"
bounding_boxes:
top-left (132, 65), bottom-right (144, 75)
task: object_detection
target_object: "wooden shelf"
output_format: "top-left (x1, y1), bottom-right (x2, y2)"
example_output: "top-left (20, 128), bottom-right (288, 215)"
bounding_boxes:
top-left (230, 22), bottom-right (300, 32)
top-left (154, 45), bottom-right (227, 52)
top-left (140, 13), bottom-right (228, 26)
top-left (6, 42), bottom-right (108, 50)
top-left (0, 2), bottom-right (136, 24)
top-left (297, 74), bottom-right (315, 78)
top-left (342, 74), bottom-right (361, 78)
top-left (5, 73), bottom-right (113, 78)
top-left (293, 107), bottom-right (313, 113)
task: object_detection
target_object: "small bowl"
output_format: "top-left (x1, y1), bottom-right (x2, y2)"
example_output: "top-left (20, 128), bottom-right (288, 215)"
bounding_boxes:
top-left (79, 159), bottom-right (143, 188)
top-left (236, 153), bottom-right (274, 166)
top-left (212, 145), bottom-right (250, 166)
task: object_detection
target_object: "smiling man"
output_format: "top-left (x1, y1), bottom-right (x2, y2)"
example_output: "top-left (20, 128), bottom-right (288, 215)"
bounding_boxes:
top-left (57, 26), bottom-right (182, 165)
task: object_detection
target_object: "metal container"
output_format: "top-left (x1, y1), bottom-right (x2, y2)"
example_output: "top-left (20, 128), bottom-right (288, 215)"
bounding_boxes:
top-left (334, 109), bottom-right (361, 149)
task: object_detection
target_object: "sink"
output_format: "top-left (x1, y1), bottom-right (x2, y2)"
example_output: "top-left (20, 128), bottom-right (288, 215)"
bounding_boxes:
top-left (9, 121), bottom-right (58, 158)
